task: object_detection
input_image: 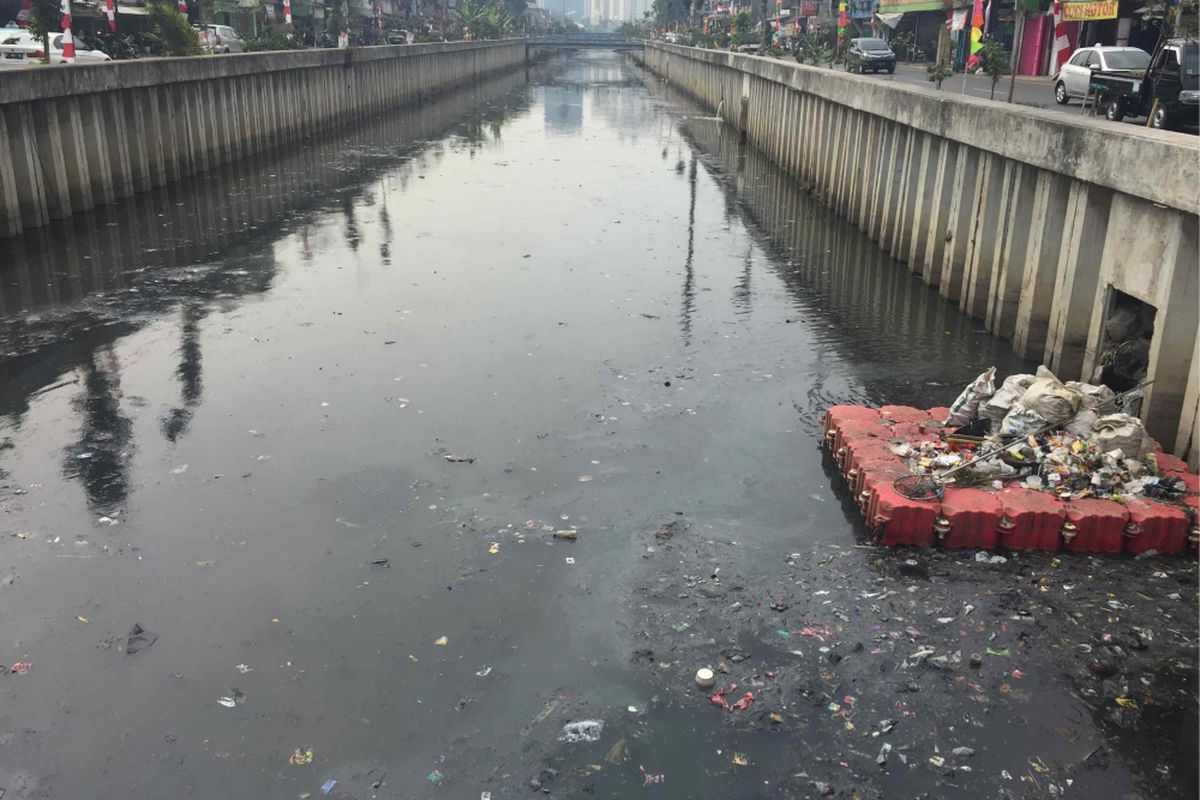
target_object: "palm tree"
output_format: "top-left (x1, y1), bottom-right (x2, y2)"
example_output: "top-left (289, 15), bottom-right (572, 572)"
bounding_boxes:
top-left (484, 4), bottom-right (514, 36)
top-left (453, 0), bottom-right (489, 39)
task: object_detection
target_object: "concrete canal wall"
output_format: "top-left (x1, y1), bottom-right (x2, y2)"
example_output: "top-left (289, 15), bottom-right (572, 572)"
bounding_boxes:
top-left (0, 40), bottom-right (525, 240)
top-left (639, 43), bottom-right (1199, 464)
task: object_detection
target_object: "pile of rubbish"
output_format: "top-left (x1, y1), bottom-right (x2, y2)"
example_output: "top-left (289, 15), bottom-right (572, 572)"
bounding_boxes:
top-left (899, 366), bottom-right (1189, 501)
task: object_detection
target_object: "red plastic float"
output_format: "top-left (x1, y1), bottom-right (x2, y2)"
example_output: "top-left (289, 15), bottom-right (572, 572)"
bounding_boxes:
top-left (871, 483), bottom-right (939, 547)
top-left (926, 407), bottom-right (951, 424)
top-left (845, 440), bottom-right (901, 483)
top-left (821, 405), bottom-right (1198, 556)
top-left (1156, 452), bottom-right (1189, 473)
top-left (938, 488), bottom-right (1002, 549)
top-left (857, 459), bottom-right (911, 515)
top-left (886, 422), bottom-right (927, 443)
top-left (879, 405), bottom-right (932, 425)
top-left (822, 405), bottom-right (878, 438)
top-left (997, 489), bottom-right (1064, 551)
top-left (1123, 498), bottom-right (1189, 555)
top-left (1062, 499), bottom-right (1128, 553)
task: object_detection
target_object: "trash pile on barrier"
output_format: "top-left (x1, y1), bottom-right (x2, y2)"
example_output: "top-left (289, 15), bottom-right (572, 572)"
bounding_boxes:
top-left (822, 367), bottom-right (1199, 554)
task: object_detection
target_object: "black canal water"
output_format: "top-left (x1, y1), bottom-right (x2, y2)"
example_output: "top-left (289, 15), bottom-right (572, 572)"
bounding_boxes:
top-left (0, 51), bottom-right (1195, 800)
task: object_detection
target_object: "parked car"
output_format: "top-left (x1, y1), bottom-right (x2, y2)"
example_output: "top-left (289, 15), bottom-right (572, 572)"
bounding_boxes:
top-left (1081, 38), bottom-right (1198, 129)
top-left (1054, 45), bottom-right (1151, 104)
top-left (0, 31), bottom-right (112, 66)
top-left (846, 37), bottom-right (895, 74)
top-left (385, 29), bottom-right (411, 45)
top-left (197, 24), bottom-right (246, 54)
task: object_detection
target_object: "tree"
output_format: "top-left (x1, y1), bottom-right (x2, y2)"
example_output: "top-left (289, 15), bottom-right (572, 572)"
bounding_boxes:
top-left (795, 28), bottom-right (834, 66)
top-left (453, 0), bottom-right (488, 39)
top-left (28, 0), bottom-right (58, 63)
top-left (926, 22), bottom-right (953, 88)
top-left (502, 0), bottom-right (528, 31)
top-left (145, 0), bottom-right (201, 54)
top-left (977, 40), bottom-right (1008, 99)
top-left (651, 0), bottom-right (689, 26)
top-left (483, 4), bottom-right (514, 37)
top-left (731, 9), bottom-right (752, 46)
top-left (889, 30), bottom-right (925, 63)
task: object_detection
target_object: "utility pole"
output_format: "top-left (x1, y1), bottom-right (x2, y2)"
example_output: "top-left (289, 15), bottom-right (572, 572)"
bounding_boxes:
top-left (1006, 6), bottom-right (1024, 103)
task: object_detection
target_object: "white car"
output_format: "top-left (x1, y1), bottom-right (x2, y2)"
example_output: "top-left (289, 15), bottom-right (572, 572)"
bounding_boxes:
top-left (1054, 46), bottom-right (1151, 104)
top-left (0, 30), bottom-right (112, 67)
top-left (197, 24), bottom-right (246, 54)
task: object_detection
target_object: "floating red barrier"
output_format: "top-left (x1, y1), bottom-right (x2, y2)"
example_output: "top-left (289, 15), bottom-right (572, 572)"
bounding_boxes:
top-left (926, 407), bottom-right (951, 424)
top-left (822, 405), bottom-right (878, 438)
top-left (1166, 471), bottom-right (1199, 493)
top-left (1123, 497), bottom-right (1189, 555)
top-left (857, 459), bottom-right (911, 515)
top-left (822, 405), bottom-right (1197, 556)
top-left (886, 422), bottom-right (926, 443)
top-left (844, 440), bottom-right (900, 481)
top-left (871, 482), bottom-right (939, 547)
top-left (879, 405), bottom-right (931, 425)
top-left (939, 488), bottom-right (1002, 549)
top-left (1156, 452), bottom-right (1189, 473)
top-left (997, 488), bottom-right (1064, 551)
top-left (1062, 498), bottom-right (1128, 553)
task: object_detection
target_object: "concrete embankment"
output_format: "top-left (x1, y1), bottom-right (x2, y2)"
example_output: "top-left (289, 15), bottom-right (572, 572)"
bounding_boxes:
top-left (0, 40), bottom-right (526, 239)
top-left (638, 43), bottom-right (1198, 464)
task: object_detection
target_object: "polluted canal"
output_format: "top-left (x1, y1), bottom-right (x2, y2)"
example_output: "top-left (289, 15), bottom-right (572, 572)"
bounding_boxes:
top-left (0, 51), bottom-right (1195, 800)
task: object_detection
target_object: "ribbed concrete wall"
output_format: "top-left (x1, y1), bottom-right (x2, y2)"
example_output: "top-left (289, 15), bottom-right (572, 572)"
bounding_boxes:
top-left (0, 40), bottom-right (526, 239)
top-left (639, 43), bottom-right (1199, 464)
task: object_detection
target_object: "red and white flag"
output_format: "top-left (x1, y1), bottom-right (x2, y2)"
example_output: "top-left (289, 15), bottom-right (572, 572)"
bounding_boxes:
top-left (1050, 0), bottom-right (1071, 74)
top-left (105, 0), bottom-right (116, 31)
top-left (177, 0), bottom-right (187, 15)
top-left (283, 0), bottom-right (292, 24)
top-left (59, 0), bottom-right (75, 62)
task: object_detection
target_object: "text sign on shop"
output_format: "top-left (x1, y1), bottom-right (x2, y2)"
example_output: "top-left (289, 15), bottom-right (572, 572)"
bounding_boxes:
top-left (1061, 0), bottom-right (1117, 21)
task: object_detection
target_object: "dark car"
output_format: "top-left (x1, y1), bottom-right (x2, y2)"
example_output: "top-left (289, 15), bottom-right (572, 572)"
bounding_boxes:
top-left (386, 29), bottom-right (410, 45)
top-left (1083, 38), bottom-right (1197, 130)
top-left (1143, 38), bottom-right (1198, 129)
top-left (847, 37), bottom-right (895, 74)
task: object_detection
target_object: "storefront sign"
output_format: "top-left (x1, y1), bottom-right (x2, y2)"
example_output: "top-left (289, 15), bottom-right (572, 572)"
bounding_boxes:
top-left (1061, 0), bottom-right (1117, 21)
top-left (797, 0), bottom-right (818, 16)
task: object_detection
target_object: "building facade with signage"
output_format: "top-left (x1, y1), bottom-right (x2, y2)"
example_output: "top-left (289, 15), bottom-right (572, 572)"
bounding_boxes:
top-left (875, 0), bottom-right (1165, 75)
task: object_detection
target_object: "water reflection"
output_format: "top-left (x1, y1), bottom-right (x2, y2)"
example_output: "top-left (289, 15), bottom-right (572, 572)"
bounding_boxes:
top-left (61, 348), bottom-right (133, 513)
top-left (159, 304), bottom-right (204, 443)
top-left (680, 154), bottom-right (697, 346)
top-left (0, 62), bottom-right (543, 508)
top-left (661, 86), bottom-right (1030, 410)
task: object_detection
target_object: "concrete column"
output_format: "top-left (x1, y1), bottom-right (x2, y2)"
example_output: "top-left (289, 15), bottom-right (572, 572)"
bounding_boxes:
top-left (1, 106), bottom-right (48, 232)
top-left (1141, 221), bottom-right (1197, 449)
top-left (920, 139), bottom-right (956, 287)
top-left (79, 95), bottom-right (115, 207)
top-left (867, 122), bottom-right (898, 243)
top-left (904, 132), bottom-right (936, 272)
top-left (892, 130), bottom-right (925, 263)
top-left (1177, 333), bottom-right (1199, 466)
top-left (30, 100), bottom-right (72, 219)
top-left (938, 144), bottom-right (981, 302)
top-left (985, 162), bottom-right (1036, 339)
top-left (0, 108), bottom-right (35, 236)
top-left (1012, 171), bottom-right (1070, 361)
top-left (960, 152), bottom-right (1007, 319)
top-left (1043, 180), bottom-right (1113, 378)
top-left (1083, 195), bottom-right (1198, 448)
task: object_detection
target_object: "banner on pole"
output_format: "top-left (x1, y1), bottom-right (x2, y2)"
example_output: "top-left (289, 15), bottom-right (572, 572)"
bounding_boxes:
top-left (59, 0), bottom-right (75, 61)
